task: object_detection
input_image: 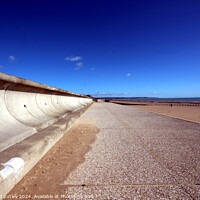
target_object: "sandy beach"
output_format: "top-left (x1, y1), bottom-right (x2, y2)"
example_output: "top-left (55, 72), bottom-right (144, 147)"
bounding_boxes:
top-left (110, 100), bottom-right (200, 124)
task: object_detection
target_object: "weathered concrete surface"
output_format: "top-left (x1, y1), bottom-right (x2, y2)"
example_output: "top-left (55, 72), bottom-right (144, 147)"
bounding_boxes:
top-left (0, 72), bottom-right (93, 152)
top-left (0, 104), bottom-right (92, 199)
top-left (0, 72), bottom-right (93, 198)
top-left (62, 103), bottom-right (200, 199)
top-left (0, 72), bottom-right (85, 97)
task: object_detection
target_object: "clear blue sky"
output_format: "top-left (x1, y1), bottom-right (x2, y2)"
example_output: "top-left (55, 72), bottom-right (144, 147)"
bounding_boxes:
top-left (1, 0), bottom-right (200, 97)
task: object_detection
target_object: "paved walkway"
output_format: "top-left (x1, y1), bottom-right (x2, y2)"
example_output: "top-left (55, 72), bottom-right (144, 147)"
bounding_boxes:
top-left (62, 102), bottom-right (200, 199)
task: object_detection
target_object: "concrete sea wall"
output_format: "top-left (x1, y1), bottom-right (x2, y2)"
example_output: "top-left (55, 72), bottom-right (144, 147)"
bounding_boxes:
top-left (0, 72), bottom-right (93, 198)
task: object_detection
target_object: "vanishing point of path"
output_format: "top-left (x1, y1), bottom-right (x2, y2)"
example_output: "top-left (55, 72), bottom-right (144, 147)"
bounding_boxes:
top-left (9, 102), bottom-right (200, 199)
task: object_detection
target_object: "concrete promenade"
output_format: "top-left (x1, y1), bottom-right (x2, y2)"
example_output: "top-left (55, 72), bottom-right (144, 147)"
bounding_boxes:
top-left (62, 102), bottom-right (200, 199)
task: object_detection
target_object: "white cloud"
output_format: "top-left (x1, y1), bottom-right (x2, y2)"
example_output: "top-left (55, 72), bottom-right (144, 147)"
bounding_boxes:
top-left (65, 56), bottom-right (84, 70)
top-left (0, 65), bottom-right (4, 69)
top-left (74, 67), bottom-right (80, 70)
top-left (9, 55), bottom-right (16, 61)
top-left (65, 56), bottom-right (82, 61)
top-left (90, 67), bottom-right (95, 71)
top-left (150, 91), bottom-right (162, 95)
top-left (76, 62), bottom-right (83, 67)
top-left (74, 62), bottom-right (83, 71)
top-left (126, 73), bottom-right (131, 77)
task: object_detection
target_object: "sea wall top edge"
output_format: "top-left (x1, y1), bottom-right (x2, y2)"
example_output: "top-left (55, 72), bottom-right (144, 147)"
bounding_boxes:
top-left (0, 72), bottom-right (86, 98)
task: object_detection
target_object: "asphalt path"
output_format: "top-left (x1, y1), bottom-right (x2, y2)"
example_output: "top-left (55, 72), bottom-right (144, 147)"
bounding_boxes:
top-left (62, 102), bottom-right (200, 199)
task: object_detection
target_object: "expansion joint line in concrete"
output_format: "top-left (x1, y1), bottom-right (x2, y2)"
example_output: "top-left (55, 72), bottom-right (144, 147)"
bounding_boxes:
top-left (59, 183), bottom-right (199, 188)
top-left (104, 104), bottom-right (195, 199)
top-left (35, 89), bottom-right (52, 116)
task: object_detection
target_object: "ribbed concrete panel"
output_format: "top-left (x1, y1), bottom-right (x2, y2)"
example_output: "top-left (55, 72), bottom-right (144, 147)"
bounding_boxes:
top-left (36, 92), bottom-right (64, 117)
top-left (5, 84), bottom-right (55, 128)
top-left (0, 84), bottom-right (36, 151)
top-left (60, 96), bottom-right (79, 112)
top-left (65, 97), bottom-right (82, 111)
top-left (0, 72), bottom-right (93, 152)
top-left (51, 95), bottom-right (70, 113)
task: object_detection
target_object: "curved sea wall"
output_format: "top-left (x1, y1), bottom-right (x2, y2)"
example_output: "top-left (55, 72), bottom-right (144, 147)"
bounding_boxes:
top-left (0, 72), bottom-right (93, 198)
top-left (0, 72), bottom-right (93, 152)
